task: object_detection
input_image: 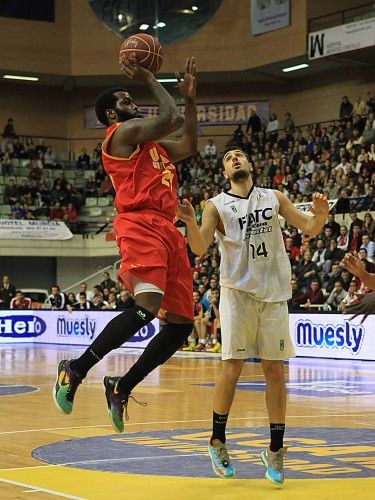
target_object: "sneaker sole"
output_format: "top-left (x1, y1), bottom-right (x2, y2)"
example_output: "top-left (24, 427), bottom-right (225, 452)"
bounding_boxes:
top-left (208, 446), bottom-right (236, 479)
top-left (261, 451), bottom-right (284, 486)
top-left (103, 377), bottom-right (124, 434)
top-left (52, 362), bottom-right (71, 415)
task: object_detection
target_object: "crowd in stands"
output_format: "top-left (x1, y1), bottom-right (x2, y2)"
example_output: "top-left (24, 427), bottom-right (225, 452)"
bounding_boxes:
top-left (0, 272), bottom-right (135, 312)
top-left (1, 120), bottom-right (113, 232)
top-left (1, 92), bottom-right (375, 352)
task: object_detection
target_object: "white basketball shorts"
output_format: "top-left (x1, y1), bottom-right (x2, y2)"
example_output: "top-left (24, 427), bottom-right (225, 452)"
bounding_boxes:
top-left (219, 286), bottom-right (295, 361)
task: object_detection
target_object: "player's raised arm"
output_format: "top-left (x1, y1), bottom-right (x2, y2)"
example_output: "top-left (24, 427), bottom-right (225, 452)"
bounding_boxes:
top-left (177, 199), bottom-right (219, 255)
top-left (116, 58), bottom-right (184, 145)
top-left (274, 191), bottom-right (329, 237)
top-left (342, 253), bottom-right (375, 290)
top-left (159, 58), bottom-right (198, 162)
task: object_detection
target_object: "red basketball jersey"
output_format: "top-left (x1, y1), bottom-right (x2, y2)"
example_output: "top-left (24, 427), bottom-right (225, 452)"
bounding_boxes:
top-left (102, 123), bottom-right (178, 221)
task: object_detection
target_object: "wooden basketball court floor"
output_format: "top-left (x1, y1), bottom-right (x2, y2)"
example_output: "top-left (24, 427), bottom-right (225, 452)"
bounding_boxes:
top-left (1, 344), bottom-right (375, 500)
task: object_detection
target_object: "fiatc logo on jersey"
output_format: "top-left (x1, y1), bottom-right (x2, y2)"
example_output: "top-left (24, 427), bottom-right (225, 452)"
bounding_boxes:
top-left (296, 319), bottom-right (364, 355)
top-left (0, 315), bottom-right (46, 338)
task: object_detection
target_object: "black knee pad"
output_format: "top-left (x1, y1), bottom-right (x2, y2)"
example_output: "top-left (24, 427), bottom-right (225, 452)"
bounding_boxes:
top-left (163, 322), bottom-right (194, 344)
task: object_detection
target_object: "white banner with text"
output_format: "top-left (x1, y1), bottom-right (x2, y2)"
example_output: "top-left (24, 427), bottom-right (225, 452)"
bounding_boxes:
top-left (251, 0), bottom-right (290, 35)
top-left (290, 313), bottom-right (375, 361)
top-left (0, 219), bottom-right (73, 240)
top-left (309, 17), bottom-right (375, 60)
top-left (1, 311), bottom-right (375, 361)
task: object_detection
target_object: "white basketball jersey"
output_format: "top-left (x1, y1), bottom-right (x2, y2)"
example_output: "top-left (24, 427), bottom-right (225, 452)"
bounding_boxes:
top-left (210, 187), bottom-right (291, 302)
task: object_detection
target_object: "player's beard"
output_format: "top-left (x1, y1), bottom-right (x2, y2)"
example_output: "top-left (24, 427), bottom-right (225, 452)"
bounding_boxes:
top-left (115, 108), bottom-right (143, 122)
top-left (231, 169), bottom-right (250, 183)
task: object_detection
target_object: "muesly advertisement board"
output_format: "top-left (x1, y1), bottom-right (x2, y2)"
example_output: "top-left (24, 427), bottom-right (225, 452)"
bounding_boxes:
top-left (289, 313), bottom-right (375, 361)
top-left (1, 311), bottom-right (374, 361)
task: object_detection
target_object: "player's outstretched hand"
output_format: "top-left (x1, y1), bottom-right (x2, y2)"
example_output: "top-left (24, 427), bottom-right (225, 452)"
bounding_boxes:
top-left (341, 252), bottom-right (363, 278)
top-left (120, 57), bottom-right (154, 83)
top-left (175, 57), bottom-right (197, 99)
top-left (343, 292), bottom-right (375, 324)
top-left (309, 193), bottom-right (329, 218)
top-left (177, 199), bottom-right (196, 224)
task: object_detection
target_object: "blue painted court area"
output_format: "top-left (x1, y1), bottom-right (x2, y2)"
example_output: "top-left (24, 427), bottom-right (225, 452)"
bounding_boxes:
top-left (0, 384), bottom-right (39, 396)
top-left (197, 378), bottom-right (375, 397)
top-left (32, 427), bottom-right (375, 479)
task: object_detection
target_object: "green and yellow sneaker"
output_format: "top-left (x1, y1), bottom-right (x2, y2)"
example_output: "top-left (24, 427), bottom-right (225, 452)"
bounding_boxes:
top-left (53, 359), bottom-right (82, 414)
top-left (103, 376), bottom-right (147, 434)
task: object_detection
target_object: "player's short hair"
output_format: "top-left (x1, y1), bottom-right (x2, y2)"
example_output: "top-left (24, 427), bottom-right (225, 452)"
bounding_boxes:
top-left (223, 145), bottom-right (250, 161)
top-left (95, 87), bottom-right (126, 126)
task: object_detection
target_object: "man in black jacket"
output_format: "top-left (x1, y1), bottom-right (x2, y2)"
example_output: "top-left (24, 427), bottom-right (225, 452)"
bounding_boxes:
top-left (0, 274), bottom-right (16, 309)
top-left (49, 285), bottom-right (66, 310)
top-left (100, 271), bottom-right (116, 291)
top-left (323, 239), bottom-right (345, 274)
top-left (246, 110), bottom-right (262, 137)
top-left (339, 96), bottom-right (353, 119)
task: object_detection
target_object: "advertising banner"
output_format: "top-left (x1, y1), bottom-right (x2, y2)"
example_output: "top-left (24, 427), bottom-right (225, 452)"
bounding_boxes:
top-left (0, 219), bottom-right (73, 240)
top-left (309, 17), bottom-right (375, 60)
top-left (1, 311), bottom-right (374, 361)
top-left (0, 310), bottom-right (158, 349)
top-left (84, 101), bottom-right (269, 128)
top-left (251, 0), bottom-right (290, 35)
top-left (290, 313), bottom-right (375, 361)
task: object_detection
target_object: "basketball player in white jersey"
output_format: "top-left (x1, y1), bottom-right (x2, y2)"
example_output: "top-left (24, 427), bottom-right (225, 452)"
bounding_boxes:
top-left (178, 147), bottom-right (329, 485)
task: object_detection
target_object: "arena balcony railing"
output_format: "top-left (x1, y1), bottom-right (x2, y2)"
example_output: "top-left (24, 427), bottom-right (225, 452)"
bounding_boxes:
top-left (308, 2), bottom-right (375, 32)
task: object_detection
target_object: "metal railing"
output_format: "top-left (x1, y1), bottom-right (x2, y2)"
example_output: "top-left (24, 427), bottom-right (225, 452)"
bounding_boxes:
top-left (62, 259), bottom-right (121, 294)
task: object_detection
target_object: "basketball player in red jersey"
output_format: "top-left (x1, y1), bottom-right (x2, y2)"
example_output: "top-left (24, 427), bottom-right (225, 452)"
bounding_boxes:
top-left (53, 57), bottom-right (197, 433)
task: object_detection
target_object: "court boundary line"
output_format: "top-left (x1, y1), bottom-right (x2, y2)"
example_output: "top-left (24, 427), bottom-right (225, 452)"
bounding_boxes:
top-left (0, 477), bottom-right (86, 500)
top-left (1, 413), bottom-right (375, 435)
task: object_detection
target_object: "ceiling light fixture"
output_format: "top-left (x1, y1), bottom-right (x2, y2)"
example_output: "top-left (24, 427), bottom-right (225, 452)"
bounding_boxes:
top-left (139, 23), bottom-right (149, 30)
top-left (282, 63), bottom-right (309, 73)
top-left (192, 5), bottom-right (198, 10)
top-left (3, 74), bottom-right (39, 81)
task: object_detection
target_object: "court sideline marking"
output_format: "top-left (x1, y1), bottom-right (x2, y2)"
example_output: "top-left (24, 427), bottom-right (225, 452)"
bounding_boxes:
top-left (0, 477), bottom-right (86, 500)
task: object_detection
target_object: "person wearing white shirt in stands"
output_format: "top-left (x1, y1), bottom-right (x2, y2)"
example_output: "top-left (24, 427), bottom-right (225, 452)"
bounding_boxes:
top-left (204, 139), bottom-right (217, 158)
top-left (337, 225), bottom-right (349, 251)
top-left (266, 113), bottom-right (279, 140)
top-left (311, 239), bottom-right (326, 271)
top-left (360, 234), bottom-right (375, 260)
top-left (334, 157), bottom-right (349, 174)
top-left (75, 282), bottom-right (94, 302)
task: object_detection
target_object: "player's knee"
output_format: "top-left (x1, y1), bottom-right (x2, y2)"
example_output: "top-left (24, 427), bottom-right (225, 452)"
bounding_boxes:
top-left (262, 360), bottom-right (284, 382)
top-left (135, 292), bottom-right (163, 316)
top-left (222, 359), bottom-right (243, 382)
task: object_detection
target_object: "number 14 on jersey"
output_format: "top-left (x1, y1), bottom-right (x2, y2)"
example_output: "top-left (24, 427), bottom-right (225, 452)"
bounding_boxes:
top-left (249, 242), bottom-right (268, 259)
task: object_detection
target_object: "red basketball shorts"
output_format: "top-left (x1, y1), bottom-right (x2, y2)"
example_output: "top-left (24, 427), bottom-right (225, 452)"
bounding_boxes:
top-left (113, 211), bottom-right (194, 321)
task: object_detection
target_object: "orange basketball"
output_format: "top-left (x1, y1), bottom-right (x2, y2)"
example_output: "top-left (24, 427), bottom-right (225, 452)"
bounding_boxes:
top-left (119, 33), bottom-right (164, 75)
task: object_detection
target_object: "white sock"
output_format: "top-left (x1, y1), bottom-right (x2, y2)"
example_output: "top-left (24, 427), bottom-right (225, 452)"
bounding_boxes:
top-left (199, 339), bottom-right (206, 344)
